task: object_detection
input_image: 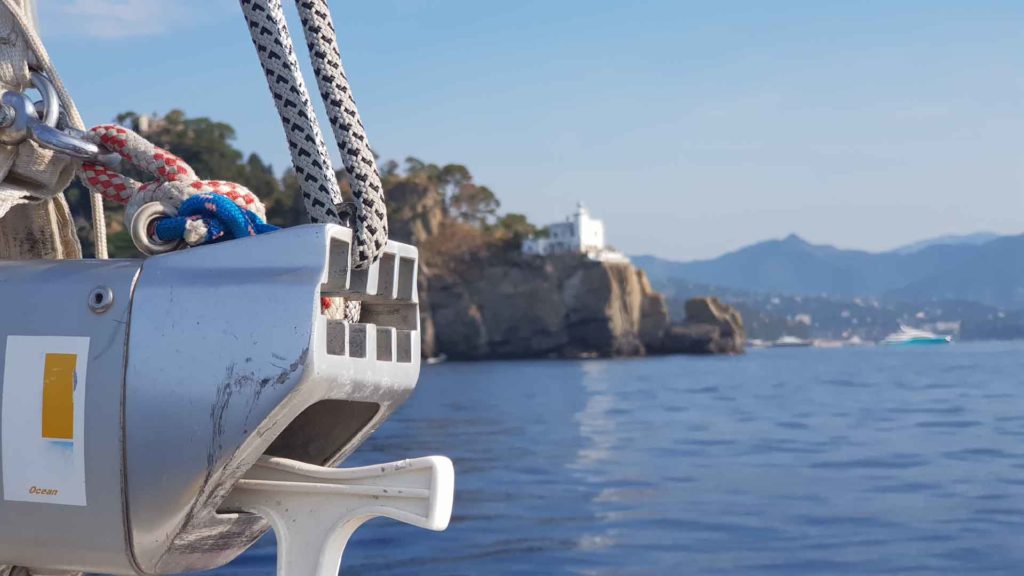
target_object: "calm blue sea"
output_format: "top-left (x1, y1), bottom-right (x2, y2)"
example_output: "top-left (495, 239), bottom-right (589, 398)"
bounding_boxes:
top-left (210, 342), bottom-right (1024, 575)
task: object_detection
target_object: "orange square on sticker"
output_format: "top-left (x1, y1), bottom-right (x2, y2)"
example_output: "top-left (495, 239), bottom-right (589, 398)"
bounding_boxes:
top-left (41, 353), bottom-right (75, 440)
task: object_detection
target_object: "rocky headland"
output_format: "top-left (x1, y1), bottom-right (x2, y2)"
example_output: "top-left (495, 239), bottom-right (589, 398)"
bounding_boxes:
top-left (420, 255), bottom-right (744, 360)
top-left (385, 160), bottom-right (743, 360)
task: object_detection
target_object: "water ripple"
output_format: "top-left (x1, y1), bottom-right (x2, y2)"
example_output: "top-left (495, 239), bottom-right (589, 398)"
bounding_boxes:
top-left (205, 342), bottom-right (1024, 576)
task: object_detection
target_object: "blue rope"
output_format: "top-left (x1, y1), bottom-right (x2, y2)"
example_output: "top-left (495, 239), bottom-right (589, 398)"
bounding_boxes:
top-left (153, 193), bottom-right (278, 246)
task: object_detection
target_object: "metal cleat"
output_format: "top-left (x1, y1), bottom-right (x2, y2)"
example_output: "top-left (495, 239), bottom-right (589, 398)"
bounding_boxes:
top-left (222, 455), bottom-right (454, 576)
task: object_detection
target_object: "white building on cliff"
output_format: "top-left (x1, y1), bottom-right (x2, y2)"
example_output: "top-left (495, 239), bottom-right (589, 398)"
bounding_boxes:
top-left (522, 203), bottom-right (628, 262)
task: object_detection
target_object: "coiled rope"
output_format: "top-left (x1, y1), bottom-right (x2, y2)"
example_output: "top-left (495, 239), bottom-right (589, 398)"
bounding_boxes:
top-left (239, 0), bottom-right (388, 269)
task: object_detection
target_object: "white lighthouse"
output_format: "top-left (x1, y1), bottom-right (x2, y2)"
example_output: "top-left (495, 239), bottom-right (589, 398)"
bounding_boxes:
top-left (522, 203), bottom-right (628, 262)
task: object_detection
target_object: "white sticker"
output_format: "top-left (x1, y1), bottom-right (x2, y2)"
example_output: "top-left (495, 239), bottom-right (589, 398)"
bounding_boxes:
top-left (2, 336), bottom-right (89, 506)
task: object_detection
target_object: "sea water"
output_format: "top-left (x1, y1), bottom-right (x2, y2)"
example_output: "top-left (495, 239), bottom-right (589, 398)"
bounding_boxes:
top-left (209, 341), bottom-right (1024, 575)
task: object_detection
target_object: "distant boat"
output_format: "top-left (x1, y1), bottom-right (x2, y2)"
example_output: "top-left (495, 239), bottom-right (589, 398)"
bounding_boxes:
top-left (845, 335), bottom-right (868, 347)
top-left (426, 353), bottom-right (449, 365)
top-left (772, 335), bottom-right (813, 348)
top-left (812, 339), bottom-right (844, 349)
top-left (881, 326), bottom-right (952, 346)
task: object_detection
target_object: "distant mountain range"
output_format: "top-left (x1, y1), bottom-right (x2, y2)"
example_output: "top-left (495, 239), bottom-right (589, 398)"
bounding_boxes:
top-left (890, 232), bottom-right (1002, 255)
top-left (635, 232), bottom-right (1024, 311)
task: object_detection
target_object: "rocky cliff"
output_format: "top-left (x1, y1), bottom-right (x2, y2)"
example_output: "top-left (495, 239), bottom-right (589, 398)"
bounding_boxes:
top-left (421, 253), bottom-right (669, 359)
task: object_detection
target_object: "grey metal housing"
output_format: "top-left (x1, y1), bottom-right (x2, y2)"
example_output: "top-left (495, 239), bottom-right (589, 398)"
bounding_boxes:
top-left (0, 224), bottom-right (421, 574)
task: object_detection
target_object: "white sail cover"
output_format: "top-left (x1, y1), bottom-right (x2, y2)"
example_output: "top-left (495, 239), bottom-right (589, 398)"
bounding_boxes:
top-left (0, 0), bottom-right (81, 259)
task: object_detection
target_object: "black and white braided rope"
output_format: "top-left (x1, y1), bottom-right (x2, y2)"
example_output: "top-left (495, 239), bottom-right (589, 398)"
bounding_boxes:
top-left (239, 0), bottom-right (343, 225)
top-left (295, 0), bottom-right (388, 265)
top-left (238, 0), bottom-right (387, 269)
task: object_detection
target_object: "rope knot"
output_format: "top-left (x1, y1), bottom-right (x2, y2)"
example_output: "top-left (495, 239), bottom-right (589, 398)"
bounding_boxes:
top-left (77, 124), bottom-right (276, 253)
top-left (153, 193), bottom-right (277, 246)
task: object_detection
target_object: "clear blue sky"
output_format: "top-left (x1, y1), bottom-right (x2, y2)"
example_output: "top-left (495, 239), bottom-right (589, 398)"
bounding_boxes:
top-left (38, 0), bottom-right (1023, 260)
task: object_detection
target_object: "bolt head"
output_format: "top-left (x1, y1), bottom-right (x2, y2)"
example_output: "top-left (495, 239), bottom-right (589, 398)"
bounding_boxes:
top-left (88, 286), bottom-right (114, 314)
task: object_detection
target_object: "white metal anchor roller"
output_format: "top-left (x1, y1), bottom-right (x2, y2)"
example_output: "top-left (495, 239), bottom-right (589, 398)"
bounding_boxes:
top-left (0, 225), bottom-right (454, 575)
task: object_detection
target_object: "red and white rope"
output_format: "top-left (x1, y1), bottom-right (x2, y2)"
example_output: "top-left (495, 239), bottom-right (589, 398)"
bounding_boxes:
top-left (78, 124), bottom-right (267, 246)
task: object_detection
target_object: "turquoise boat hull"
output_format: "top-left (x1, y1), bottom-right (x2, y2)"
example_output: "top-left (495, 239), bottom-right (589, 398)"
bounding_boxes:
top-left (883, 337), bottom-right (951, 346)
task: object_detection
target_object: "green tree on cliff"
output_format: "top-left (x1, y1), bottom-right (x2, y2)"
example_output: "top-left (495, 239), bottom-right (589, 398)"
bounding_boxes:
top-left (450, 184), bottom-right (499, 226)
top-left (491, 213), bottom-right (536, 244)
top-left (400, 157), bottom-right (501, 226)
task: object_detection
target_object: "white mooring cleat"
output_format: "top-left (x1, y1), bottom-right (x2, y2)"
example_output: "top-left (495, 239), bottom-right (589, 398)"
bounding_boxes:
top-left (222, 456), bottom-right (455, 576)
